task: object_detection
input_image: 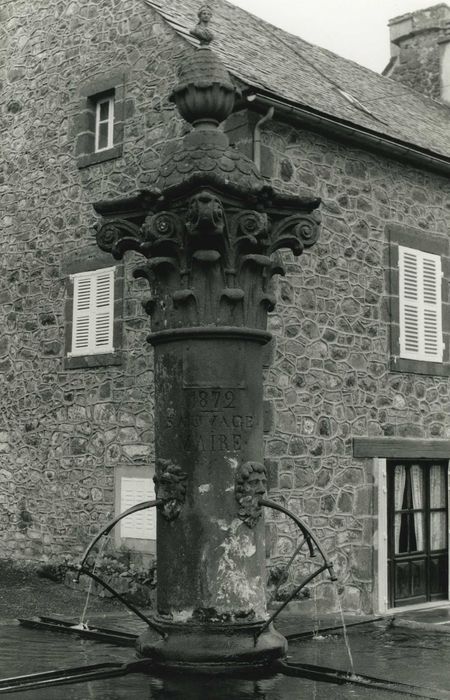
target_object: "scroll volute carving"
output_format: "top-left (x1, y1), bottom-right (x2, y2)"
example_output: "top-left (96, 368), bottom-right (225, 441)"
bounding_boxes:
top-left (95, 219), bottom-right (143, 259)
top-left (270, 211), bottom-right (321, 256)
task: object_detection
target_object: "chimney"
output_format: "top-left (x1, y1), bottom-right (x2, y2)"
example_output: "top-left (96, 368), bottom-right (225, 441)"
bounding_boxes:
top-left (383, 3), bottom-right (450, 105)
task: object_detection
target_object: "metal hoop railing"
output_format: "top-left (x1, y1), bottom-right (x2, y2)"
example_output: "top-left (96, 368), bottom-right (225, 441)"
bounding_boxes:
top-left (255, 498), bottom-right (337, 640)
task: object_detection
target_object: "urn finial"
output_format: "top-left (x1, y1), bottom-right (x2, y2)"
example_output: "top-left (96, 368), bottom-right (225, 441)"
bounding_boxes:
top-left (170, 4), bottom-right (237, 128)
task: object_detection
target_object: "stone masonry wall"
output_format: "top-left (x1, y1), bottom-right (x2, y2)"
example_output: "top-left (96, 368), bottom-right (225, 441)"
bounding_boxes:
top-left (0, 0), bottom-right (188, 561)
top-left (2, 0), bottom-right (450, 616)
top-left (252, 121), bottom-right (450, 613)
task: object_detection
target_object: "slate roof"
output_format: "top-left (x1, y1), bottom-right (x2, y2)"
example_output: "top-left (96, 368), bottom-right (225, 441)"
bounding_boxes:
top-left (144, 0), bottom-right (450, 161)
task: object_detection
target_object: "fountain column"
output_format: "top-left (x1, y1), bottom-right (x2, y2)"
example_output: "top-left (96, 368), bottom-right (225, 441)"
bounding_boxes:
top-left (94, 7), bottom-right (321, 672)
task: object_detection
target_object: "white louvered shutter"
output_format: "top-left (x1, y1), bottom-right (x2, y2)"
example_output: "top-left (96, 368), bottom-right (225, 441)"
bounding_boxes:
top-left (120, 477), bottom-right (156, 540)
top-left (70, 268), bottom-right (114, 356)
top-left (399, 246), bottom-right (443, 362)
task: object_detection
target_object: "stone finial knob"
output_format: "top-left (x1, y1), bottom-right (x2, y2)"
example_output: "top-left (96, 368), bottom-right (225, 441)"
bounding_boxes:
top-left (190, 4), bottom-right (215, 46)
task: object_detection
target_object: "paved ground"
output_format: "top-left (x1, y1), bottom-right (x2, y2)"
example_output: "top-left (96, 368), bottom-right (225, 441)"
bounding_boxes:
top-left (2, 561), bottom-right (450, 639)
top-left (0, 564), bottom-right (121, 620)
top-left (3, 574), bottom-right (450, 700)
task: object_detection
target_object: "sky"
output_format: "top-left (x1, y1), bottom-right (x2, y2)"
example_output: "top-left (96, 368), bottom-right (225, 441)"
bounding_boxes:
top-left (228, 0), bottom-right (444, 73)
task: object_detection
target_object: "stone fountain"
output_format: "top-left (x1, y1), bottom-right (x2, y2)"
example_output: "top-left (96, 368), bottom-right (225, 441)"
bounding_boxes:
top-left (94, 5), bottom-right (321, 673)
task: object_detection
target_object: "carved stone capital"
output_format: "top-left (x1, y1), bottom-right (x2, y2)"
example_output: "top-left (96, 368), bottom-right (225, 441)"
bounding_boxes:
top-left (235, 461), bottom-right (267, 528)
top-left (94, 189), bottom-right (321, 334)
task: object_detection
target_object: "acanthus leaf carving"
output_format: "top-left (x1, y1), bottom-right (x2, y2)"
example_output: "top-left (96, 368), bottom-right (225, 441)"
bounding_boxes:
top-left (220, 288), bottom-right (245, 303)
top-left (133, 264), bottom-right (154, 284)
top-left (258, 293), bottom-right (276, 313)
top-left (146, 257), bottom-right (180, 273)
top-left (172, 289), bottom-right (197, 306)
top-left (114, 236), bottom-right (145, 258)
top-left (269, 259), bottom-right (286, 279)
top-left (239, 254), bottom-right (272, 270)
top-left (192, 249), bottom-right (221, 263)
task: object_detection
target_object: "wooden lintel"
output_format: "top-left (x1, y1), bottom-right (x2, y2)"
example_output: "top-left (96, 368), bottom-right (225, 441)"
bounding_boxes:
top-left (353, 437), bottom-right (450, 459)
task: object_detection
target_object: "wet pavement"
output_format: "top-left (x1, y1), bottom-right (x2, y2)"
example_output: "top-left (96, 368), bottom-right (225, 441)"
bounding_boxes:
top-left (2, 605), bottom-right (450, 698)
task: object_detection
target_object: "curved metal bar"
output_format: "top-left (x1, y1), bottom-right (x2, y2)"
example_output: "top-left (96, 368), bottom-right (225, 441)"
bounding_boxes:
top-left (267, 536), bottom-right (308, 607)
top-left (78, 499), bottom-right (162, 575)
top-left (260, 498), bottom-right (336, 574)
top-left (260, 498), bottom-right (315, 558)
top-left (256, 564), bottom-right (328, 640)
top-left (72, 565), bottom-right (166, 638)
top-left (257, 498), bottom-right (337, 642)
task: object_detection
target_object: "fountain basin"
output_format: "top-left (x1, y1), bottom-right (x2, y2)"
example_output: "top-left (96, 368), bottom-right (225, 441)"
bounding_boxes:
top-left (136, 619), bottom-right (287, 673)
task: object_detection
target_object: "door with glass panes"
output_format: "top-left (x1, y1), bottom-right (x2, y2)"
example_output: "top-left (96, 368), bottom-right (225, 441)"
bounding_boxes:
top-left (387, 460), bottom-right (448, 608)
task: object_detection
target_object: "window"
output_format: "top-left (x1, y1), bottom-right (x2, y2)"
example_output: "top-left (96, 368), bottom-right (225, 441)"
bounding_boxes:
top-left (354, 440), bottom-right (450, 612)
top-left (398, 246), bottom-right (443, 362)
top-left (113, 467), bottom-right (156, 554)
top-left (387, 460), bottom-right (448, 607)
top-left (95, 95), bottom-right (114, 152)
top-left (75, 73), bottom-right (126, 168)
top-left (120, 477), bottom-right (156, 540)
top-left (64, 253), bottom-right (123, 369)
top-left (69, 267), bottom-right (115, 357)
top-left (387, 223), bottom-right (450, 376)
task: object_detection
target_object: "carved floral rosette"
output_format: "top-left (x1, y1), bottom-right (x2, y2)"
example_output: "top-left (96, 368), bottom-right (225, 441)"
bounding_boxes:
top-left (95, 189), bottom-right (321, 333)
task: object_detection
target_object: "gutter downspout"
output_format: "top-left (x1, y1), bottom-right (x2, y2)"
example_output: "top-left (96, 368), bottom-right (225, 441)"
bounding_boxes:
top-left (246, 93), bottom-right (450, 178)
top-left (252, 106), bottom-right (274, 170)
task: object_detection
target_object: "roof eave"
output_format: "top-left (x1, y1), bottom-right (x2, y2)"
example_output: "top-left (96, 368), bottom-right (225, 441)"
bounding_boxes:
top-left (243, 91), bottom-right (450, 179)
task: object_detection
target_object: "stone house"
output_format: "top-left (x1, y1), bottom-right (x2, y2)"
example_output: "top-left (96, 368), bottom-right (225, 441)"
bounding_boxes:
top-left (1, 0), bottom-right (450, 617)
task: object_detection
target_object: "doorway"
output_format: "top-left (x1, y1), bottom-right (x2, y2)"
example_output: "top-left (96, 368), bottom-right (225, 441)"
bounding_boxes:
top-left (387, 460), bottom-right (448, 608)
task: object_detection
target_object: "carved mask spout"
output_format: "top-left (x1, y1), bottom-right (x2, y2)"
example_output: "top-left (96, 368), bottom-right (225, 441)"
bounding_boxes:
top-left (235, 461), bottom-right (267, 528)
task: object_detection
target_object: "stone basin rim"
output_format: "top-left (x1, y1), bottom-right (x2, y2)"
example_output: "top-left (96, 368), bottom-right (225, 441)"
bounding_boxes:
top-left (147, 616), bottom-right (276, 632)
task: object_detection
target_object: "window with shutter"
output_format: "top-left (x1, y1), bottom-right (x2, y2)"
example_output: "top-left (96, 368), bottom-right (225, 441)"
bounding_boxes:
top-left (69, 267), bottom-right (115, 357)
top-left (120, 477), bottom-right (156, 540)
top-left (399, 246), bottom-right (443, 363)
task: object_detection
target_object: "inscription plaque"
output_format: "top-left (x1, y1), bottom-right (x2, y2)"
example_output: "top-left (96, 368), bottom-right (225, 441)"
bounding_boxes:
top-left (171, 388), bottom-right (255, 453)
top-left (182, 346), bottom-right (245, 388)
